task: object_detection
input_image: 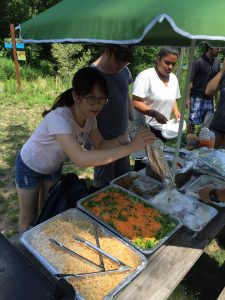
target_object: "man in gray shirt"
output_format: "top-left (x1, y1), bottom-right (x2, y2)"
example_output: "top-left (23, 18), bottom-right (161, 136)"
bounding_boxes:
top-left (89, 45), bottom-right (134, 191)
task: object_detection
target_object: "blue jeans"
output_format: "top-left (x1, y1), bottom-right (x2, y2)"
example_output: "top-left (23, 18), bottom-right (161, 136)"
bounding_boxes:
top-left (15, 152), bottom-right (62, 189)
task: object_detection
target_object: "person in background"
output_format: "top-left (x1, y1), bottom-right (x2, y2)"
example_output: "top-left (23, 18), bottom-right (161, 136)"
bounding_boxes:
top-left (132, 46), bottom-right (181, 170)
top-left (89, 44), bottom-right (135, 192)
top-left (186, 44), bottom-right (220, 134)
top-left (15, 67), bottom-right (155, 232)
top-left (199, 187), bottom-right (225, 205)
top-left (205, 58), bottom-right (225, 148)
top-left (132, 46), bottom-right (181, 142)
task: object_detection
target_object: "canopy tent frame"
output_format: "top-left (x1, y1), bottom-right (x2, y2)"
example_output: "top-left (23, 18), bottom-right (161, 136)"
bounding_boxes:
top-left (17, 0), bottom-right (225, 181)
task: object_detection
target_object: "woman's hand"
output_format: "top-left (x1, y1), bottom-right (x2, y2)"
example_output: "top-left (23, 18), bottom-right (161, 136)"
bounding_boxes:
top-left (152, 110), bottom-right (168, 124)
top-left (130, 127), bottom-right (156, 152)
top-left (173, 110), bottom-right (181, 120)
top-left (198, 187), bottom-right (212, 204)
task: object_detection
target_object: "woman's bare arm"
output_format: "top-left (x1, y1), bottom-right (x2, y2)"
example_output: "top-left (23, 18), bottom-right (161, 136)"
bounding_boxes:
top-left (132, 95), bottom-right (167, 124)
top-left (55, 128), bottom-right (155, 168)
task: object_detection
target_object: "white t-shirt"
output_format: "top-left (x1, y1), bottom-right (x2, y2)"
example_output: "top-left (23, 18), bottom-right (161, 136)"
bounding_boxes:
top-left (20, 107), bottom-right (97, 174)
top-left (132, 67), bottom-right (181, 130)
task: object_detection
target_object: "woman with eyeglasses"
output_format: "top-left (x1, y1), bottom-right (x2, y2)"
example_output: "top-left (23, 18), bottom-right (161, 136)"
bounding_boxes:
top-left (15, 67), bottom-right (155, 232)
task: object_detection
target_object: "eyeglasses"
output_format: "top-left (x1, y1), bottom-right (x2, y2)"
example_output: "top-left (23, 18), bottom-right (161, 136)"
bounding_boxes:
top-left (84, 96), bottom-right (108, 106)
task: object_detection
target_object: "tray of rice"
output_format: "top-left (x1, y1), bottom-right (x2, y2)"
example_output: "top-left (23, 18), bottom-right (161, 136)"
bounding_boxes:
top-left (20, 209), bottom-right (147, 300)
top-left (185, 175), bottom-right (225, 198)
top-left (150, 189), bottom-right (218, 231)
top-left (110, 171), bottom-right (165, 200)
top-left (77, 186), bottom-right (182, 255)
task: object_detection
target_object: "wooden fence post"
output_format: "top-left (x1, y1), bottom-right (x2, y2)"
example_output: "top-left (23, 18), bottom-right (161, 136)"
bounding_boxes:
top-left (9, 23), bottom-right (22, 93)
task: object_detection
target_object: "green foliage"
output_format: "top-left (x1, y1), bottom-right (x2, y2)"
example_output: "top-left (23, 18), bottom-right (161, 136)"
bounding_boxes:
top-left (0, 0), bottom-right (61, 38)
top-left (0, 57), bottom-right (16, 80)
top-left (0, 57), bottom-right (43, 81)
top-left (39, 60), bottom-right (56, 76)
top-left (25, 44), bottom-right (56, 75)
top-left (131, 46), bottom-right (160, 78)
top-left (51, 44), bottom-right (92, 79)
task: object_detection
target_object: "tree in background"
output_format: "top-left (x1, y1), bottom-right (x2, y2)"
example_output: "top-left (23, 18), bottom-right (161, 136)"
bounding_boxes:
top-left (0, 0), bottom-right (61, 38)
top-left (51, 44), bottom-right (94, 80)
top-left (130, 46), bottom-right (160, 78)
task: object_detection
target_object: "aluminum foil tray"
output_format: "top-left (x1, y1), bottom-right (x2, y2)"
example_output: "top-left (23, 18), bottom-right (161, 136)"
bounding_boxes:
top-left (150, 189), bottom-right (218, 232)
top-left (20, 209), bottom-right (147, 300)
top-left (110, 171), bottom-right (165, 201)
top-left (185, 175), bottom-right (225, 198)
top-left (77, 186), bottom-right (182, 255)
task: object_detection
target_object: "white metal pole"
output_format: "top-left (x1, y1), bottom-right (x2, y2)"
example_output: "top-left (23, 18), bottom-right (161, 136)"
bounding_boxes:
top-left (176, 47), bottom-right (185, 83)
top-left (171, 39), bottom-right (196, 179)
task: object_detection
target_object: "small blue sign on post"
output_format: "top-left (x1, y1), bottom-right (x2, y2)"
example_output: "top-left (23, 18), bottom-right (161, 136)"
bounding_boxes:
top-left (4, 38), bottom-right (25, 49)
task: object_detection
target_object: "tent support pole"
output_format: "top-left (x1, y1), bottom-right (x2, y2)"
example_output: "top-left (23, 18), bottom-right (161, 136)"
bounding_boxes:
top-left (171, 39), bottom-right (196, 180)
top-left (176, 47), bottom-right (185, 83)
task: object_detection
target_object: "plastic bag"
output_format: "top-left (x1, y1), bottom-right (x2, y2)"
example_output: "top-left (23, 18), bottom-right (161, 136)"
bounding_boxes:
top-left (145, 139), bottom-right (174, 186)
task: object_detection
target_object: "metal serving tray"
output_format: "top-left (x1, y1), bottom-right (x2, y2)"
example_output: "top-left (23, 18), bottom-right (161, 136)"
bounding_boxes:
top-left (77, 186), bottom-right (182, 255)
top-left (185, 175), bottom-right (225, 198)
top-left (150, 189), bottom-right (218, 232)
top-left (110, 171), bottom-right (165, 201)
top-left (20, 209), bottom-right (147, 300)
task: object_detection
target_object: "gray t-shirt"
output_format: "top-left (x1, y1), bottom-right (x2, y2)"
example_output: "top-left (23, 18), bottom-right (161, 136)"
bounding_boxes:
top-left (93, 66), bottom-right (132, 139)
top-left (210, 74), bottom-right (225, 133)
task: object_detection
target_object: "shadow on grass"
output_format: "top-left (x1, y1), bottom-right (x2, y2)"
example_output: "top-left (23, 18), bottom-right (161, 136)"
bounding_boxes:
top-left (170, 243), bottom-right (225, 300)
top-left (1, 124), bottom-right (30, 168)
top-left (0, 123), bottom-right (31, 237)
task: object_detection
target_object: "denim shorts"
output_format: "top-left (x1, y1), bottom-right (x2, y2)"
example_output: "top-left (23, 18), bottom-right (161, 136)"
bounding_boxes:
top-left (15, 152), bottom-right (62, 189)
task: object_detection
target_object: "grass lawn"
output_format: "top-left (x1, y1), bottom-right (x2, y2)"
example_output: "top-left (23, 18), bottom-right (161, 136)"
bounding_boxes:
top-left (1, 79), bottom-right (225, 299)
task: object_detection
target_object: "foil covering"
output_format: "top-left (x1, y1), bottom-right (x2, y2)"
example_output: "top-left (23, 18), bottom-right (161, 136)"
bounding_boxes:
top-left (177, 148), bottom-right (225, 180)
top-left (145, 139), bottom-right (175, 186)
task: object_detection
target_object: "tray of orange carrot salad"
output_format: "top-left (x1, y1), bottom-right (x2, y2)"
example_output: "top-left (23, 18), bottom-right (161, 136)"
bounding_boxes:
top-left (77, 186), bottom-right (182, 255)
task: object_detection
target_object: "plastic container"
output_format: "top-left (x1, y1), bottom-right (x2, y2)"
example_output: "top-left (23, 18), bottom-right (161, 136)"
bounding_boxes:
top-left (110, 171), bottom-right (165, 200)
top-left (150, 189), bottom-right (218, 231)
top-left (199, 127), bottom-right (214, 149)
top-left (209, 130), bottom-right (215, 148)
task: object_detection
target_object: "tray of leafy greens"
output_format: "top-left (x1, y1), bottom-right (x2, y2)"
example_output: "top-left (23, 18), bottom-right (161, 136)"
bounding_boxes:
top-left (77, 186), bottom-right (182, 255)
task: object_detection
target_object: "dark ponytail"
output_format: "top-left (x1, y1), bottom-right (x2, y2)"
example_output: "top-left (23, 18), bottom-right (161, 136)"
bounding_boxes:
top-left (42, 67), bottom-right (108, 117)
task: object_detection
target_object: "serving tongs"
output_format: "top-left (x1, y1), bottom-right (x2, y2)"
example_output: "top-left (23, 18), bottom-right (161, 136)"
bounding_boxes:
top-left (49, 238), bottom-right (103, 271)
top-left (49, 236), bottom-right (130, 279)
top-left (55, 267), bottom-right (130, 279)
top-left (73, 233), bottom-right (130, 270)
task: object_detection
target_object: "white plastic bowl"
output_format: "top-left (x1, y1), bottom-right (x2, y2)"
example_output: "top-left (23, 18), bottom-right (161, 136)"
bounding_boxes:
top-left (161, 119), bottom-right (186, 139)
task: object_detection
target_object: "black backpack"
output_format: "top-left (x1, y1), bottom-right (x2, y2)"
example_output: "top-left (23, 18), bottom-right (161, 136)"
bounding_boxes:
top-left (34, 173), bottom-right (88, 226)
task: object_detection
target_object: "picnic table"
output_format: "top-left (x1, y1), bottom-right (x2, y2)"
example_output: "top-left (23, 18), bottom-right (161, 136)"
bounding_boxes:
top-left (10, 193), bottom-right (225, 300)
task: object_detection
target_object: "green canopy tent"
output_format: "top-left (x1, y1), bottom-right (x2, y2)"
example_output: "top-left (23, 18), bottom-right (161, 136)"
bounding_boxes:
top-left (18, 0), bottom-right (225, 178)
top-left (18, 0), bottom-right (225, 46)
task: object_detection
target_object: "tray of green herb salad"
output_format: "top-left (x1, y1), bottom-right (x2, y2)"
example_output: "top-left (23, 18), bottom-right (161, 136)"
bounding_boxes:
top-left (77, 186), bottom-right (182, 255)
